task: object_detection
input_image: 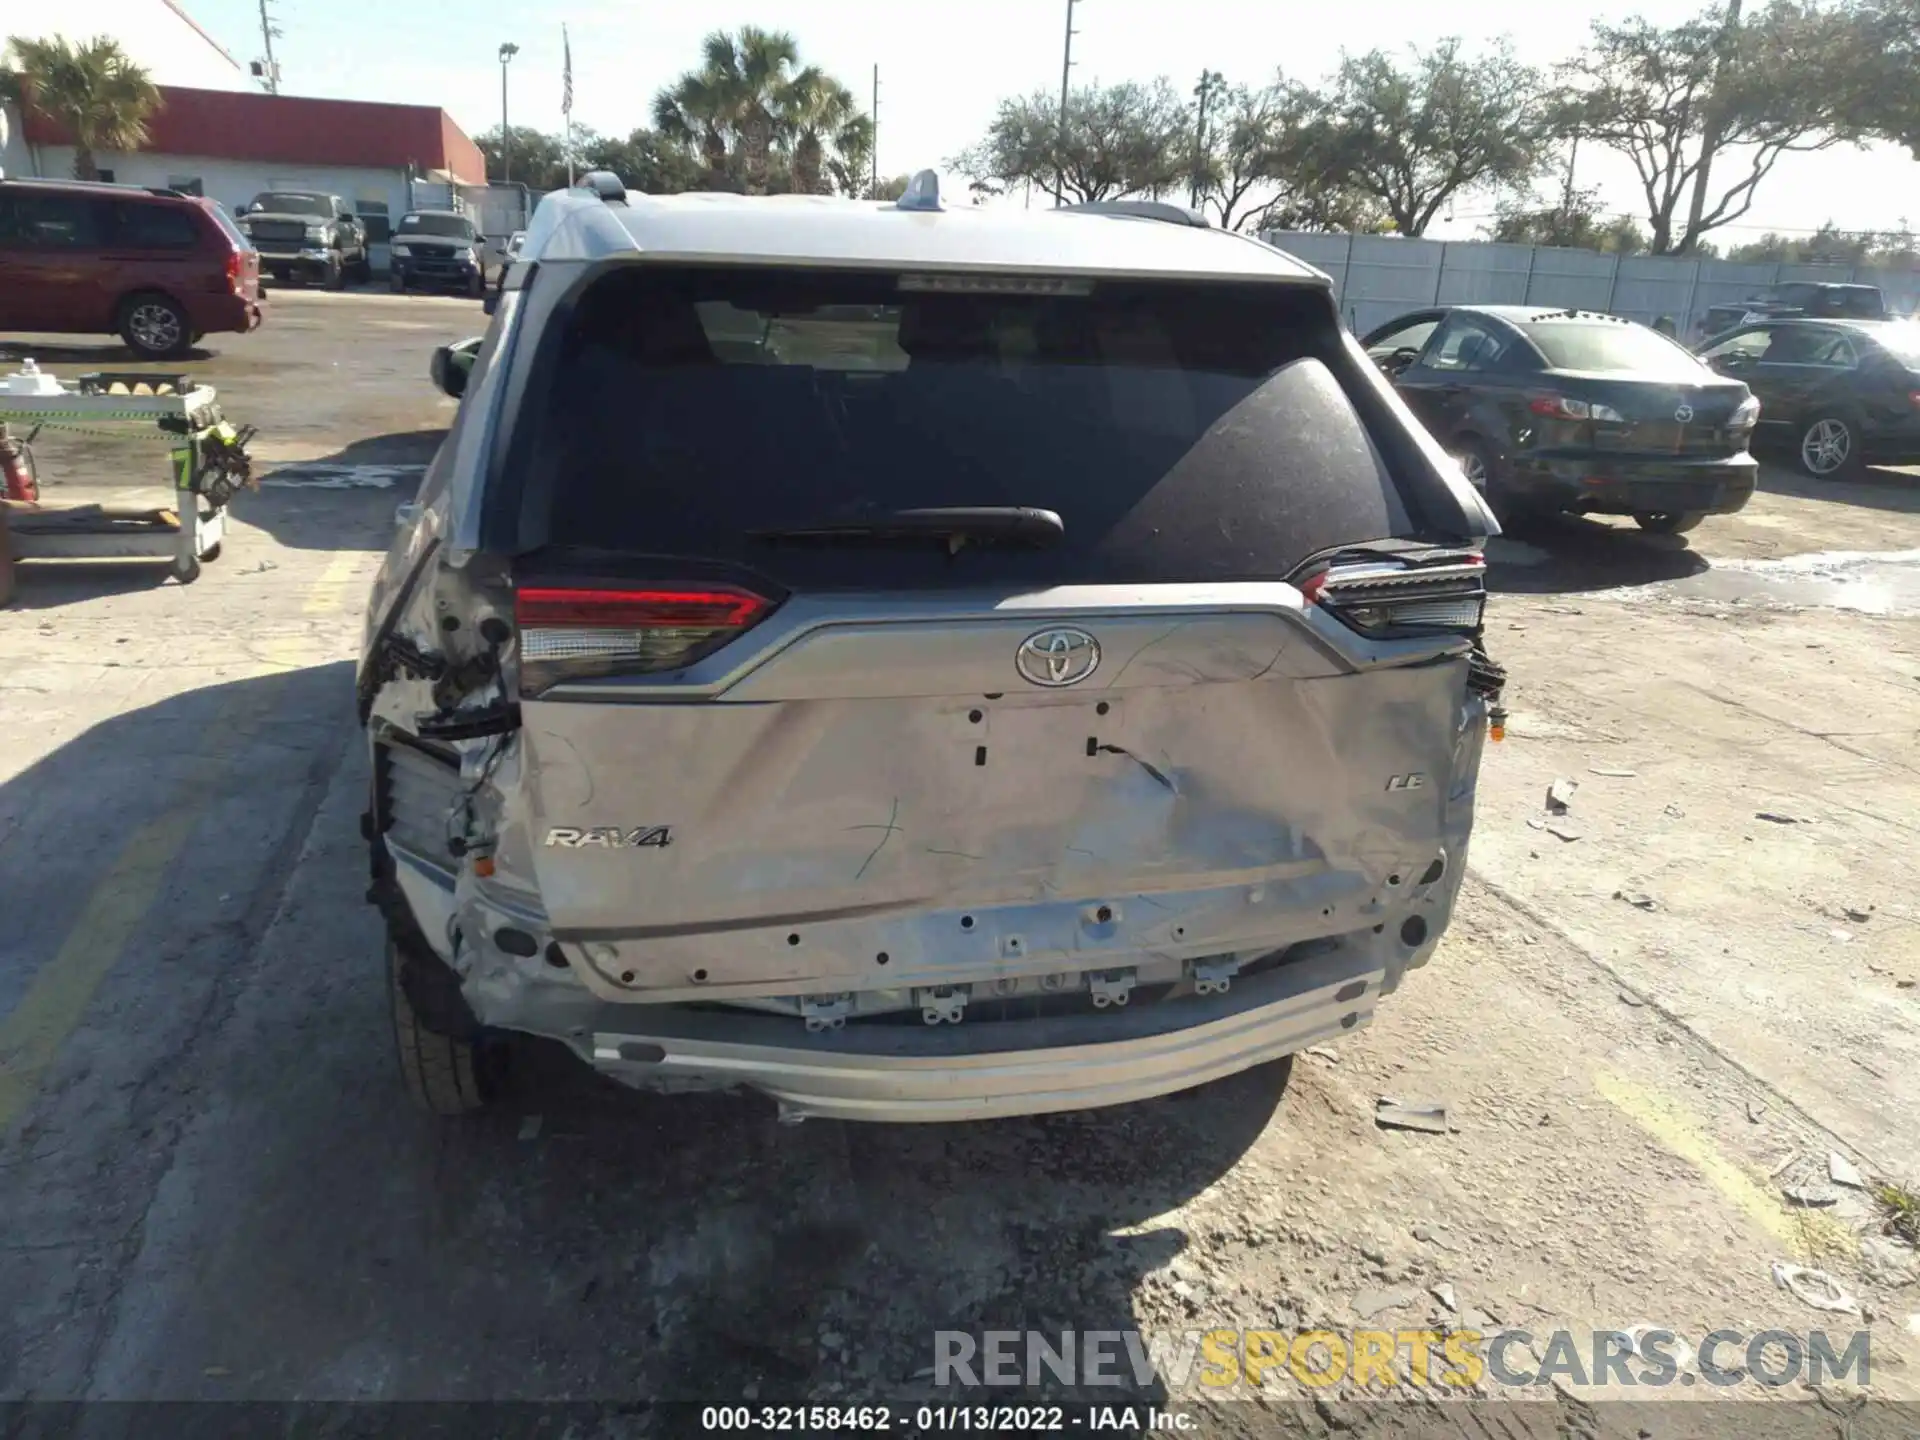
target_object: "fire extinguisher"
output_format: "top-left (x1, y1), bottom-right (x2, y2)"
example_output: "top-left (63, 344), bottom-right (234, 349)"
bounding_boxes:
top-left (0, 423), bottom-right (38, 504)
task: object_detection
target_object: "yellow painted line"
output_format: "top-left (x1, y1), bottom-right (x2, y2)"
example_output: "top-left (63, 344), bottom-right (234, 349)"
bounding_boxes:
top-left (1594, 1069), bottom-right (1854, 1260)
top-left (0, 811), bottom-right (201, 1128)
top-left (301, 551), bottom-right (373, 618)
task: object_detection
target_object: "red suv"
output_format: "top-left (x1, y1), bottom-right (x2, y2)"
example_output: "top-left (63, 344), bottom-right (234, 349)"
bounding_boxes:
top-left (0, 179), bottom-right (263, 359)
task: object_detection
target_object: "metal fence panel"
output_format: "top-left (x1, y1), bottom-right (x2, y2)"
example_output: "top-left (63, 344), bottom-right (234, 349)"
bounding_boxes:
top-left (1262, 230), bottom-right (1919, 335)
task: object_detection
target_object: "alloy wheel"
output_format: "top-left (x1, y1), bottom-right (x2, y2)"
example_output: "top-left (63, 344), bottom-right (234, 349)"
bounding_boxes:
top-left (129, 303), bottom-right (183, 353)
top-left (1800, 418), bottom-right (1852, 477)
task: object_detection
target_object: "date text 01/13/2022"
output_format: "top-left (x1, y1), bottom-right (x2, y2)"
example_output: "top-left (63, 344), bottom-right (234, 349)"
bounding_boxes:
top-left (696, 1404), bottom-right (1196, 1432)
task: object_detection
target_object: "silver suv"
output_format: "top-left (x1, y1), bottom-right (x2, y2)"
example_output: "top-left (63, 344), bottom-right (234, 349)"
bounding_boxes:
top-left (358, 172), bottom-right (1504, 1123)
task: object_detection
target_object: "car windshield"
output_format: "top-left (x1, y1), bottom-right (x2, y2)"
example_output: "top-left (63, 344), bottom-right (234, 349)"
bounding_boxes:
top-left (399, 214), bottom-right (473, 238)
top-left (1523, 321), bottom-right (1704, 373)
top-left (509, 265), bottom-right (1413, 588)
top-left (252, 194), bottom-right (331, 216)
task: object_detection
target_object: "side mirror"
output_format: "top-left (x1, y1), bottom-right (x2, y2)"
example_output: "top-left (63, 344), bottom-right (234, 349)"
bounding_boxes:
top-left (429, 338), bottom-right (483, 399)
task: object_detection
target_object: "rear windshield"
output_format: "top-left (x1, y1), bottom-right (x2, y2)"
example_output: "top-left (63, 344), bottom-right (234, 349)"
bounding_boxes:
top-left (508, 266), bottom-right (1412, 587)
top-left (1523, 321), bottom-right (1704, 373)
top-left (400, 213), bottom-right (474, 238)
top-left (207, 202), bottom-right (251, 250)
top-left (251, 193), bottom-right (330, 216)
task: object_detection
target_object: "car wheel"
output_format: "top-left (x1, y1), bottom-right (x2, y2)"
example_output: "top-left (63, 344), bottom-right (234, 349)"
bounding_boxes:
top-left (389, 269), bottom-right (406, 294)
top-left (1454, 437), bottom-right (1529, 523)
top-left (350, 255), bottom-right (372, 284)
top-left (323, 254), bottom-right (346, 291)
top-left (1632, 510), bottom-right (1706, 535)
top-left (271, 267), bottom-right (289, 284)
top-left (118, 293), bottom-right (192, 359)
top-left (467, 272), bottom-right (486, 299)
top-left (1797, 414), bottom-right (1861, 479)
top-left (170, 552), bottom-right (201, 584)
top-left (388, 939), bottom-right (492, 1116)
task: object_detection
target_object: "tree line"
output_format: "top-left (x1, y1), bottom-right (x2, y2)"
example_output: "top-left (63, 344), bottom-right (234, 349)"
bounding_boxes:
top-left (949, 0), bottom-right (1919, 256)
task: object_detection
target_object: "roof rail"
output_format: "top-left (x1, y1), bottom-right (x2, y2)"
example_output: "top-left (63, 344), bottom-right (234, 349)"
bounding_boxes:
top-left (1059, 199), bottom-right (1211, 229)
top-left (572, 170), bottom-right (627, 204)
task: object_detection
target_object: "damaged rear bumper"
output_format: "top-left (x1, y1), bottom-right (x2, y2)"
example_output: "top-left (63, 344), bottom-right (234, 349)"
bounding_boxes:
top-left (584, 943), bottom-right (1381, 1123)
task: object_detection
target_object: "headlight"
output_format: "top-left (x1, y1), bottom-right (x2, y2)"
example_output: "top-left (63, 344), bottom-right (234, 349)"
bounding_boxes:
top-left (304, 221), bottom-right (328, 241)
top-left (459, 247), bottom-right (478, 265)
top-left (1730, 394), bottom-right (1761, 426)
top-left (390, 242), bottom-right (411, 256)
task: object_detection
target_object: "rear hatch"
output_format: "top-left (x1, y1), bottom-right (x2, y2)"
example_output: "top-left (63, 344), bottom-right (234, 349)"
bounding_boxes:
top-left (485, 264), bottom-right (1487, 994)
top-left (1519, 318), bottom-right (1754, 458)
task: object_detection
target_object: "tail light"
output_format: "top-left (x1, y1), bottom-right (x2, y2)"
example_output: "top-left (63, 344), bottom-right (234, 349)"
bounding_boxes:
top-left (1298, 551), bottom-right (1487, 637)
top-left (1528, 395), bottom-right (1624, 422)
top-left (224, 249), bottom-right (245, 295)
top-left (514, 585), bottom-right (773, 693)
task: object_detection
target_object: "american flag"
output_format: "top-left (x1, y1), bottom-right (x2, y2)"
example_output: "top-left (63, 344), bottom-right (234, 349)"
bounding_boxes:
top-left (561, 25), bottom-right (573, 117)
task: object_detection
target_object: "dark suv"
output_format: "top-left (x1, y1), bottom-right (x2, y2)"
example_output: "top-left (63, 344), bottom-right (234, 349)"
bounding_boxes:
top-left (0, 178), bottom-right (263, 358)
top-left (359, 175), bottom-right (1505, 1123)
top-left (1701, 282), bottom-right (1885, 340)
top-left (388, 210), bottom-right (487, 296)
top-left (236, 191), bottom-right (369, 289)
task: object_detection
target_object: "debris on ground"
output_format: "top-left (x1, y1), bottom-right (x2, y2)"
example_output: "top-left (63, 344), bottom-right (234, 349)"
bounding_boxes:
top-left (1770, 1262), bottom-right (1860, 1315)
top-left (1755, 811), bottom-right (1800, 825)
top-left (1375, 1098), bottom-right (1451, 1135)
top-left (1352, 1287), bottom-right (1416, 1321)
top-left (1746, 1100), bottom-right (1767, 1124)
top-left (1589, 766), bottom-right (1637, 778)
top-left (1304, 1045), bottom-right (1340, 1065)
top-left (1619, 990), bottom-right (1646, 1008)
top-left (1544, 822), bottom-right (1584, 842)
top-left (1859, 1236), bottom-right (1920, 1288)
top-left (1430, 1282), bottom-right (1458, 1312)
top-left (1829, 1152), bottom-right (1867, 1189)
top-left (1843, 908), bottom-right (1873, 923)
top-left (1782, 1183), bottom-right (1838, 1208)
top-left (1663, 802), bottom-right (1686, 818)
top-left (1614, 890), bottom-right (1659, 910)
top-left (1547, 778), bottom-right (1579, 814)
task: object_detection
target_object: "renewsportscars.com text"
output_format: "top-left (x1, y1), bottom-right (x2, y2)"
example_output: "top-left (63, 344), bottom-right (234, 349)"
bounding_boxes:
top-left (933, 1327), bottom-right (1871, 1392)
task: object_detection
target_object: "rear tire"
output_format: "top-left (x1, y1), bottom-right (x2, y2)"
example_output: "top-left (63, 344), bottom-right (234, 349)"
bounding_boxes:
top-left (1797, 413), bottom-right (1862, 479)
top-left (389, 268), bottom-right (406, 294)
top-left (323, 254), bottom-right (345, 291)
top-left (1633, 510), bottom-right (1706, 535)
top-left (118, 292), bottom-right (192, 359)
top-left (388, 939), bottom-right (491, 1115)
top-left (1455, 437), bottom-right (1532, 525)
top-left (349, 254), bottom-right (372, 284)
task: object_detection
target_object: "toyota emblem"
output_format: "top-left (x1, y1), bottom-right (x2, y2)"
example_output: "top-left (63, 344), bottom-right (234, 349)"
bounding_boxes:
top-left (1674, 403), bottom-right (1695, 423)
top-left (1015, 627), bottom-right (1101, 687)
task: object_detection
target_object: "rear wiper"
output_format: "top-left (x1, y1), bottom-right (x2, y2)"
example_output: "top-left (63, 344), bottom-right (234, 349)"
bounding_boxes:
top-left (749, 506), bottom-right (1064, 554)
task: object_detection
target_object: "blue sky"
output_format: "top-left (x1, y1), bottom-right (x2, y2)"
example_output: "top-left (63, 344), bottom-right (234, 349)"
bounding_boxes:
top-left (185, 0), bottom-right (1919, 241)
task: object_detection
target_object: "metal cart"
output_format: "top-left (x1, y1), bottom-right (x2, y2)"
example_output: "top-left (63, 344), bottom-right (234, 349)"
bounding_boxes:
top-left (0, 370), bottom-right (256, 585)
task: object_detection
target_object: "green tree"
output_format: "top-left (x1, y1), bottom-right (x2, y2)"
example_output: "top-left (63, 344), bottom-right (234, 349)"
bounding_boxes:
top-left (475, 124), bottom-right (570, 189)
top-left (582, 128), bottom-right (707, 195)
top-left (1551, 1), bottom-right (1878, 255)
top-left (952, 79), bottom-right (1190, 204)
top-left (0, 34), bottom-right (162, 180)
top-left (1186, 76), bottom-right (1389, 233)
top-left (784, 68), bottom-right (873, 194)
top-left (1308, 40), bottom-right (1551, 236)
top-left (1489, 190), bottom-right (1650, 252)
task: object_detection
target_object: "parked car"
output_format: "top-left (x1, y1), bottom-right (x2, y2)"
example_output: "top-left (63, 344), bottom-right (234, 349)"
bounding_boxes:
top-left (0, 177), bottom-right (262, 359)
top-left (388, 211), bottom-right (487, 296)
top-left (360, 173), bottom-right (1504, 1123)
top-left (1361, 305), bottom-right (1759, 536)
top-left (1695, 318), bottom-right (1920, 477)
top-left (1700, 282), bottom-right (1885, 341)
top-left (236, 191), bottom-right (368, 289)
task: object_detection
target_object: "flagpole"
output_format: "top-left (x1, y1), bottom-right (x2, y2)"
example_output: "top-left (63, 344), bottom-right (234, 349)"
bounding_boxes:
top-left (562, 23), bottom-right (575, 186)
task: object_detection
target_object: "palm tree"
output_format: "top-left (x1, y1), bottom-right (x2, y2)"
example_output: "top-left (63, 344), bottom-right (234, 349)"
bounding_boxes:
top-left (651, 70), bottom-right (737, 185)
top-left (783, 69), bottom-right (872, 195)
top-left (1, 35), bottom-right (161, 180)
top-left (707, 27), bottom-right (801, 194)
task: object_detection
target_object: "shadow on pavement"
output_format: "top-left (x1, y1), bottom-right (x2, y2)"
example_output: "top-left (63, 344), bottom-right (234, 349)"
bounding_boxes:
top-left (0, 337), bottom-right (216, 365)
top-left (1756, 455), bottom-right (1920, 515)
top-left (1485, 511), bottom-right (1711, 596)
top-left (0, 664), bottom-right (1277, 1408)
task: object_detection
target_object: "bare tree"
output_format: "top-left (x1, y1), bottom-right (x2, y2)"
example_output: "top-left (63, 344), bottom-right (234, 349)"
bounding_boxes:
top-left (951, 80), bottom-right (1191, 204)
top-left (1552, 1), bottom-right (1875, 254)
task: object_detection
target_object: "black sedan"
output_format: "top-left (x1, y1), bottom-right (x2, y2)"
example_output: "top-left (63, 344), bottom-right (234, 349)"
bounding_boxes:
top-left (1694, 318), bottom-right (1920, 478)
top-left (1362, 305), bottom-right (1759, 535)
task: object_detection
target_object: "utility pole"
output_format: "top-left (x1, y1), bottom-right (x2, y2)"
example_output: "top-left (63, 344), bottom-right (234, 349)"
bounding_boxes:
top-left (498, 42), bottom-right (520, 184)
top-left (1680, 0), bottom-right (1743, 253)
top-left (1054, 0), bottom-right (1080, 206)
top-left (256, 0), bottom-right (280, 94)
top-left (1190, 69), bottom-right (1223, 212)
top-left (871, 64), bottom-right (879, 198)
top-left (1561, 131), bottom-right (1580, 213)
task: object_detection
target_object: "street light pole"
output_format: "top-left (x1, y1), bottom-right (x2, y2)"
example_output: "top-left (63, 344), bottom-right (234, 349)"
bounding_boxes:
top-left (498, 42), bottom-right (520, 184)
top-left (1054, 0), bottom-right (1081, 206)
